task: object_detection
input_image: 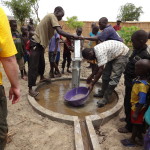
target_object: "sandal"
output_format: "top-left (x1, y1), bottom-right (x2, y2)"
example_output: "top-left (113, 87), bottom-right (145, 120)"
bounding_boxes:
top-left (119, 118), bottom-right (125, 122)
top-left (29, 90), bottom-right (39, 97)
top-left (97, 99), bottom-right (107, 107)
top-left (118, 127), bottom-right (130, 133)
top-left (121, 139), bottom-right (136, 147)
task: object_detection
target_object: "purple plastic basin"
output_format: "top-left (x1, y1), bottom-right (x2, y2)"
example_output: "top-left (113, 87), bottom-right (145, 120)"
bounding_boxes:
top-left (64, 87), bottom-right (89, 106)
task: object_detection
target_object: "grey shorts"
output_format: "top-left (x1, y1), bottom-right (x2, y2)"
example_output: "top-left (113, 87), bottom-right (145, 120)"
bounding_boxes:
top-left (49, 52), bottom-right (57, 63)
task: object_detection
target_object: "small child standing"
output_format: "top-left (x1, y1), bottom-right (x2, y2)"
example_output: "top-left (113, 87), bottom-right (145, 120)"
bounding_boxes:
top-left (118, 30), bottom-right (150, 133)
top-left (61, 37), bottom-right (74, 74)
top-left (9, 20), bottom-right (27, 80)
top-left (21, 25), bottom-right (29, 70)
top-left (121, 59), bottom-right (150, 147)
top-left (49, 32), bottom-right (61, 78)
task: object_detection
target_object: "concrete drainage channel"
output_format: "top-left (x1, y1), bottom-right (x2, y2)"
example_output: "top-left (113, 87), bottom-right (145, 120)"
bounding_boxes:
top-left (28, 78), bottom-right (124, 150)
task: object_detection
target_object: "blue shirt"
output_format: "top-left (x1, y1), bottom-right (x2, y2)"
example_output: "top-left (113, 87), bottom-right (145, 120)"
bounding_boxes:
top-left (89, 31), bottom-right (100, 37)
top-left (49, 33), bottom-right (60, 52)
top-left (98, 25), bottom-right (123, 42)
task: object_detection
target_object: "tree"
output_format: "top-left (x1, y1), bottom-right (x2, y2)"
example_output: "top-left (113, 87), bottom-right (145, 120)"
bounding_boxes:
top-left (2, 0), bottom-right (31, 25)
top-left (66, 16), bottom-right (84, 29)
top-left (30, 0), bottom-right (40, 22)
top-left (117, 26), bottom-right (140, 48)
top-left (117, 3), bottom-right (143, 21)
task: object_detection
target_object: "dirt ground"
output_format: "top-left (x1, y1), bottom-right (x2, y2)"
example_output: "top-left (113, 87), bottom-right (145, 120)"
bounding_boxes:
top-left (1, 51), bottom-right (142, 150)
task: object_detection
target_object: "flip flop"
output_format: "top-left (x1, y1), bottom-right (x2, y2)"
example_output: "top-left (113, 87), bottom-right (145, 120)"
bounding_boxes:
top-left (121, 139), bottom-right (136, 147)
top-left (40, 78), bottom-right (51, 83)
top-left (119, 118), bottom-right (125, 122)
top-left (118, 127), bottom-right (130, 133)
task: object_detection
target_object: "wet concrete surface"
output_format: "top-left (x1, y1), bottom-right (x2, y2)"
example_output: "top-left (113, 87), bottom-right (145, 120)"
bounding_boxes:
top-left (36, 80), bottom-right (118, 120)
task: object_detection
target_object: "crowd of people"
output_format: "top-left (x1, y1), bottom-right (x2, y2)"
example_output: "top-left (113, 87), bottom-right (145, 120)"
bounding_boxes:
top-left (0, 5), bottom-right (150, 149)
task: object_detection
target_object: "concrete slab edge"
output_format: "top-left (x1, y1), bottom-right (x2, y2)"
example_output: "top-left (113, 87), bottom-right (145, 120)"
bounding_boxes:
top-left (28, 78), bottom-right (123, 150)
top-left (28, 95), bottom-right (85, 150)
top-left (74, 118), bottom-right (84, 150)
top-left (89, 89), bottom-right (124, 127)
top-left (85, 116), bottom-right (102, 150)
top-left (28, 95), bottom-right (74, 125)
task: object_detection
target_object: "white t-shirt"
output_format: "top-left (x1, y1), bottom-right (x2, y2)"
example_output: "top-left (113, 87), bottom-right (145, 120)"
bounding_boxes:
top-left (94, 40), bottom-right (129, 67)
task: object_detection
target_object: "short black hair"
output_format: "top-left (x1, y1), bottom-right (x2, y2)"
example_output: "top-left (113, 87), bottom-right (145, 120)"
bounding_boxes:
top-left (76, 27), bottom-right (82, 31)
top-left (82, 48), bottom-right (95, 60)
top-left (54, 6), bottom-right (64, 13)
top-left (99, 17), bottom-right (108, 23)
top-left (117, 20), bottom-right (121, 22)
top-left (93, 25), bottom-right (99, 31)
top-left (132, 30), bottom-right (148, 43)
top-left (9, 20), bottom-right (16, 26)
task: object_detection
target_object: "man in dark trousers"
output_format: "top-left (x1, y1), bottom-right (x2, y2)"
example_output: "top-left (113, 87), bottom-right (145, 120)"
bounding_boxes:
top-left (28, 6), bottom-right (80, 97)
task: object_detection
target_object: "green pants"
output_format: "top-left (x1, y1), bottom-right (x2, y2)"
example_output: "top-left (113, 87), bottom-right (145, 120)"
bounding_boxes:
top-left (102, 53), bottom-right (129, 86)
top-left (0, 86), bottom-right (8, 145)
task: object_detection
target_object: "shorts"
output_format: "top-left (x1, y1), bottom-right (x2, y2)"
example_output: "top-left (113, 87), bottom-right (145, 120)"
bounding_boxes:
top-left (49, 52), bottom-right (57, 63)
top-left (56, 51), bottom-right (60, 62)
top-left (131, 109), bottom-right (146, 125)
top-left (17, 57), bottom-right (25, 71)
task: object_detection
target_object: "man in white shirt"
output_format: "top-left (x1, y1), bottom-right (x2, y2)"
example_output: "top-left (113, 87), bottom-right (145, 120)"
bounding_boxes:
top-left (82, 40), bottom-right (129, 107)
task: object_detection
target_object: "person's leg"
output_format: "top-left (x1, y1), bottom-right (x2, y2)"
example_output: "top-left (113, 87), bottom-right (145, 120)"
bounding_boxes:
top-left (28, 43), bottom-right (40, 97)
top-left (67, 52), bottom-right (72, 73)
top-left (0, 86), bottom-right (8, 149)
top-left (17, 58), bottom-right (27, 81)
top-left (49, 52), bottom-right (55, 78)
top-left (94, 62), bottom-right (112, 97)
top-left (50, 62), bottom-right (55, 78)
top-left (118, 79), bottom-right (132, 133)
top-left (53, 62), bottom-right (61, 77)
top-left (97, 55), bottom-right (128, 107)
top-left (62, 52), bottom-right (67, 74)
top-left (55, 51), bottom-right (60, 75)
top-left (38, 45), bottom-right (46, 81)
top-left (121, 124), bottom-right (137, 147)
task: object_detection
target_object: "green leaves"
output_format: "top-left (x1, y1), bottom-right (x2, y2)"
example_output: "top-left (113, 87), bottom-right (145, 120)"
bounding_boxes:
top-left (2, 0), bottom-right (40, 25)
top-left (117, 3), bottom-right (143, 21)
top-left (66, 16), bottom-right (84, 29)
top-left (3, 0), bottom-right (31, 25)
top-left (118, 26), bottom-right (140, 48)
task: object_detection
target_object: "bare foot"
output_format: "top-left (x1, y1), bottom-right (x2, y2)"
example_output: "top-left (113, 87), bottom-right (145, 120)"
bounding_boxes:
top-left (67, 70), bottom-right (72, 73)
top-left (21, 75), bottom-right (28, 81)
top-left (56, 73), bottom-right (61, 77)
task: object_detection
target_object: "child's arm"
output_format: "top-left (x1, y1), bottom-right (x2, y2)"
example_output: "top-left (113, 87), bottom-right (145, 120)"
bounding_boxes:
top-left (133, 89), bottom-right (147, 120)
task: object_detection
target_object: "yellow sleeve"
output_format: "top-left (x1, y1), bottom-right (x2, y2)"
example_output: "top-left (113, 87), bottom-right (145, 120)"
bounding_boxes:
top-left (0, 7), bottom-right (17, 57)
top-left (138, 83), bottom-right (149, 94)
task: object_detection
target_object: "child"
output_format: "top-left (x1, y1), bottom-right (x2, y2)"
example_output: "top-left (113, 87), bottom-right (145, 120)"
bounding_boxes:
top-left (9, 20), bottom-right (27, 80)
top-left (87, 26), bottom-right (99, 73)
top-left (118, 30), bottom-right (150, 133)
top-left (121, 59), bottom-right (150, 147)
top-left (21, 25), bottom-right (29, 70)
top-left (87, 25), bottom-right (100, 68)
top-left (49, 32), bottom-right (61, 78)
top-left (113, 20), bottom-right (122, 31)
top-left (62, 37), bottom-right (74, 74)
top-left (76, 27), bottom-right (84, 50)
